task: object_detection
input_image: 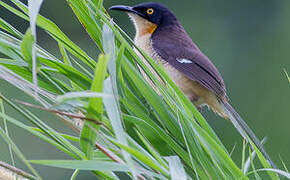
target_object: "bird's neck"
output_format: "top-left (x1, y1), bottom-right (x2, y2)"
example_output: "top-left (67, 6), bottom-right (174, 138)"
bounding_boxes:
top-left (128, 13), bottom-right (157, 37)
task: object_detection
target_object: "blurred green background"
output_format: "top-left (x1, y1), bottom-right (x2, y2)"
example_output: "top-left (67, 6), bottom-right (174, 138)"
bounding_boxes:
top-left (0, 0), bottom-right (289, 179)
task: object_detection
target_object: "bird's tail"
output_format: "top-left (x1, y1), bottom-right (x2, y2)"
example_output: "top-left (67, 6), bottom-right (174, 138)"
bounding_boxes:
top-left (220, 102), bottom-right (276, 168)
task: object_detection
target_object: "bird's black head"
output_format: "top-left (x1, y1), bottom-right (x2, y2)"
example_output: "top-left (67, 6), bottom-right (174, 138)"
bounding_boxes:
top-left (110, 2), bottom-right (177, 26)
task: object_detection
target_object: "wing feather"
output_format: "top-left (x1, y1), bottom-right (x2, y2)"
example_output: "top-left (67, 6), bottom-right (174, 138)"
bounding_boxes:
top-left (152, 26), bottom-right (226, 100)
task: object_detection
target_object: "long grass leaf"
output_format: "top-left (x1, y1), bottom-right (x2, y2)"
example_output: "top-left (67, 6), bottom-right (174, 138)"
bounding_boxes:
top-left (80, 54), bottom-right (109, 159)
top-left (253, 169), bottom-right (290, 179)
top-left (70, 169), bottom-right (79, 180)
top-left (57, 91), bottom-right (112, 102)
top-left (108, 138), bottom-right (168, 177)
top-left (166, 156), bottom-right (187, 180)
top-left (0, 65), bottom-right (55, 106)
top-left (102, 21), bottom-right (138, 179)
top-left (7, 0), bottom-right (96, 68)
top-left (249, 140), bottom-right (279, 179)
top-left (135, 129), bottom-right (168, 169)
top-left (28, 0), bottom-right (43, 96)
top-left (0, 18), bottom-right (23, 38)
top-left (30, 160), bottom-right (129, 172)
top-left (67, 0), bottom-right (103, 50)
top-left (20, 29), bottom-right (34, 66)
top-left (283, 68), bottom-right (290, 83)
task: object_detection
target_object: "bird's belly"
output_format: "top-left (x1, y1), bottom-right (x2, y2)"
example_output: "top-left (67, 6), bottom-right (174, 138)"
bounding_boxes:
top-left (163, 64), bottom-right (225, 116)
top-left (163, 64), bottom-right (205, 103)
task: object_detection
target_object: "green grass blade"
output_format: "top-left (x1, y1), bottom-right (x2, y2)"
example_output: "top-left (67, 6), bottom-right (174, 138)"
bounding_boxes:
top-left (108, 137), bottom-right (168, 177)
top-left (135, 129), bottom-right (168, 169)
top-left (253, 169), bottom-right (290, 179)
top-left (283, 68), bottom-right (290, 83)
top-left (20, 28), bottom-right (34, 66)
top-left (249, 140), bottom-right (279, 179)
top-left (28, 0), bottom-right (43, 32)
top-left (0, 65), bottom-right (55, 105)
top-left (27, 0), bottom-right (43, 95)
top-left (70, 169), bottom-right (79, 180)
top-left (0, 1), bottom-right (29, 21)
top-left (102, 22), bottom-right (138, 179)
top-left (67, 0), bottom-right (103, 50)
top-left (57, 91), bottom-right (112, 102)
top-left (80, 54), bottom-right (109, 159)
top-left (38, 57), bottom-right (92, 89)
top-left (58, 43), bottom-right (79, 90)
top-left (0, 58), bottom-right (27, 66)
top-left (30, 160), bottom-right (129, 172)
top-left (0, 18), bottom-right (23, 38)
top-left (7, 0), bottom-right (96, 68)
top-left (166, 156), bottom-right (187, 180)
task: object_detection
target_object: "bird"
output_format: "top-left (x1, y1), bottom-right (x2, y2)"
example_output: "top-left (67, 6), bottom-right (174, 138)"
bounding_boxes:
top-left (109, 2), bottom-right (275, 167)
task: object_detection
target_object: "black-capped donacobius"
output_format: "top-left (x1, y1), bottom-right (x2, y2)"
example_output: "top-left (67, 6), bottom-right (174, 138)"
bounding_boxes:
top-left (110, 2), bottom-right (275, 167)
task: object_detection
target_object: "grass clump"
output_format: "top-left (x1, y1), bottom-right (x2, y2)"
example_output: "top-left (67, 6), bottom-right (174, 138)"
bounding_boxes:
top-left (0, 0), bottom-right (289, 179)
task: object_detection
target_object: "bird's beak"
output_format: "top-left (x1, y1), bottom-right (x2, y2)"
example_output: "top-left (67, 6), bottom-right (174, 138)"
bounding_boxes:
top-left (109, 5), bottom-right (144, 17)
top-left (109, 5), bottom-right (134, 12)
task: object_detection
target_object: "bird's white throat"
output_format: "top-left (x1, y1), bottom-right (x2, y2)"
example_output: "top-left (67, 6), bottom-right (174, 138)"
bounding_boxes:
top-left (128, 13), bottom-right (157, 37)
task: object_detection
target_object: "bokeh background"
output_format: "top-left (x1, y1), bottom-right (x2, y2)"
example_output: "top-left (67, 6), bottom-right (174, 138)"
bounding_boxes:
top-left (0, 0), bottom-right (289, 179)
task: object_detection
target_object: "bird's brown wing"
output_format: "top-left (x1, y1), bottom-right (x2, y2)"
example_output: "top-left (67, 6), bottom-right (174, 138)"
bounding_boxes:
top-left (152, 38), bottom-right (227, 100)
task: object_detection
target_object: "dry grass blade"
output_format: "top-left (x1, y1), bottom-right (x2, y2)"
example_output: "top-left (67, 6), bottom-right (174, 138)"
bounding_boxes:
top-left (0, 161), bottom-right (36, 180)
top-left (14, 99), bottom-right (108, 128)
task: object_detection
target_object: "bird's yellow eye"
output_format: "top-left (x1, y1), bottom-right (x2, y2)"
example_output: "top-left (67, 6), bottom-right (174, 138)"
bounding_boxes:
top-left (147, 8), bottom-right (154, 15)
